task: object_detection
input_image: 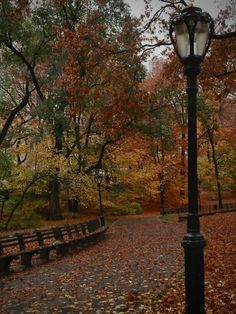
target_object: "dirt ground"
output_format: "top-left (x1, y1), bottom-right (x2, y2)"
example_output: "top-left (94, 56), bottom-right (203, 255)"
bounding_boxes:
top-left (0, 217), bottom-right (185, 313)
top-left (0, 210), bottom-right (235, 314)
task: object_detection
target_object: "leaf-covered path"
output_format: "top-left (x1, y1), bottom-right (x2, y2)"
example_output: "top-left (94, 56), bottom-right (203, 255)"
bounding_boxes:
top-left (0, 217), bottom-right (185, 313)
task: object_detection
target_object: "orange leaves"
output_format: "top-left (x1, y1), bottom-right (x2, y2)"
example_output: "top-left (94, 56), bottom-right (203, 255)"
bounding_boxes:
top-left (203, 213), bottom-right (236, 313)
top-left (149, 213), bottom-right (236, 313)
top-left (51, 13), bottom-right (146, 139)
top-left (4, 0), bottom-right (30, 24)
top-left (200, 36), bottom-right (236, 100)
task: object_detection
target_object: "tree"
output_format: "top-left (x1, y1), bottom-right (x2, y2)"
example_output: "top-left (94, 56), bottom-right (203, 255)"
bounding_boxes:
top-left (55, 1), bottom-right (147, 170)
top-left (198, 98), bottom-right (223, 208)
top-left (197, 0), bottom-right (236, 205)
top-left (0, 0), bottom-right (149, 225)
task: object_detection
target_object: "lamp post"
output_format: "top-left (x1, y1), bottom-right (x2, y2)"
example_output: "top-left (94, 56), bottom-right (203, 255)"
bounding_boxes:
top-left (170, 6), bottom-right (214, 314)
top-left (95, 168), bottom-right (105, 227)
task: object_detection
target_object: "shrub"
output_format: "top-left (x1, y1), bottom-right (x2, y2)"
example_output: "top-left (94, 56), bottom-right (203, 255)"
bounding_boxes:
top-left (129, 202), bottom-right (144, 214)
top-left (112, 202), bottom-right (144, 216)
top-left (0, 195), bottom-right (44, 231)
top-left (63, 211), bottom-right (81, 219)
top-left (5, 208), bottom-right (43, 231)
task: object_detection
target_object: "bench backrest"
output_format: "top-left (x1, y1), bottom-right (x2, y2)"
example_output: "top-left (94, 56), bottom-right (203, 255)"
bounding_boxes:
top-left (86, 219), bottom-right (101, 233)
top-left (0, 218), bottom-right (102, 256)
top-left (165, 202), bottom-right (236, 214)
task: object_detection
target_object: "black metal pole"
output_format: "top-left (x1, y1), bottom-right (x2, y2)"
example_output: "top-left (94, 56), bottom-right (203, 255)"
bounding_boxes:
top-left (182, 57), bottom-right (206, 314)
top-left (98, 182), bottom-right (105, 227)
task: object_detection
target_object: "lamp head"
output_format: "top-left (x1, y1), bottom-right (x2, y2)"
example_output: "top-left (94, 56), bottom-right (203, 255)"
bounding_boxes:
top-left (96, 168), bottom-right (104, 184)
top-left (170, 6), bottom-right (214, 63)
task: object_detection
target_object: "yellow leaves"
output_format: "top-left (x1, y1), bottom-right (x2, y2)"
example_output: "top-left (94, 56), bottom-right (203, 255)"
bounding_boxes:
top-left (9, 166), bottom-right (33, 193)
top-left (11, 143), bottom-right (29, 155)
top-left (66, 174), bottom-right (97, 208)
top-left (12, 136), bottom-right (69, 177)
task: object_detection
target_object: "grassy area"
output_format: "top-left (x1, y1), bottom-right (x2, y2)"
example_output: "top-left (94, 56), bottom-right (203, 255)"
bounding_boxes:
top-left (158, 213), bottom-right (180, 222)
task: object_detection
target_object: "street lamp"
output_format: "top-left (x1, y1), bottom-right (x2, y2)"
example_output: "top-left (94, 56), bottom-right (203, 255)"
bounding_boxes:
top-left (95, 168), bottom-right (105, 227)
top-left (170, 6), bottom-right (214, 314)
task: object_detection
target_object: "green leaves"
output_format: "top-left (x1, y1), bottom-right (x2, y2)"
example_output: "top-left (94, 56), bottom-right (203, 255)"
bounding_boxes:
top-left (0, 150), bottom-right (13, 181)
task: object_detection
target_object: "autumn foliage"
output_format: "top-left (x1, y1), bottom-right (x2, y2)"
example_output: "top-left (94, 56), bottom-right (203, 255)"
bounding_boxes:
top-left (0, 0), bottom-right (235, 228)
top-left (0, 0), bottom-right (236, 313)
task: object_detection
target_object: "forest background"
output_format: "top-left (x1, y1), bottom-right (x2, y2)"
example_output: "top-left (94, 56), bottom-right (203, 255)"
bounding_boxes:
top-left (0, 0), bottom-right (235, 231)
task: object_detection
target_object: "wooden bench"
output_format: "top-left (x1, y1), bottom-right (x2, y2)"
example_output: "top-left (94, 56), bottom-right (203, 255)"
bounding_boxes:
top-left (164, 206), bottom-right (188, 214)
top-left (0, 218), bottom-right (108, 275)
top-left (178, 203), bottom-right (236, 221)
top-left (165, 202), bottom-right (236, 216)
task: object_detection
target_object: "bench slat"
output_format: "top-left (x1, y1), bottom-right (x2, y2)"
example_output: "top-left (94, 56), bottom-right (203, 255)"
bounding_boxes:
top-left (0, 218), bottom-right (107, 275)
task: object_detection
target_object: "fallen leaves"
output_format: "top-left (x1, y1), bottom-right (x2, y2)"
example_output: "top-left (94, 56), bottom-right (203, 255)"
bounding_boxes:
top-left (0, 217), bottom-right (184, 313)
top-left (0, 213), bottom-right (235, 313)
top-left (148, 212), bottom-right (236, 313)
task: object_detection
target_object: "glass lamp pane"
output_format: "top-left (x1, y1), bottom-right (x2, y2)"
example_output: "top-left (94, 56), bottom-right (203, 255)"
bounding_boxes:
top-left (194, 21), bottom-right (210, 56)
top-left (97, 177), bottom-right (102, 184)
top-left (175, 22), bottom-right (190, 58)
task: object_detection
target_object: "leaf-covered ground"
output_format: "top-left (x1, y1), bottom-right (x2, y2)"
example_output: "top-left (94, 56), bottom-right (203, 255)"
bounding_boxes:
top-left (0, 213), bottom-right (235, 313)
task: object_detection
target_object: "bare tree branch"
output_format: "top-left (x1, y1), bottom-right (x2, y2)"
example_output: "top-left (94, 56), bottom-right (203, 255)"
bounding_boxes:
top-left (0, 85), bottom-right (34, 147)
top-left (4, 35), bottom-right (45, 101)
top-left (4, 174), bottom-right (50, 230)
top-left (140, 42), bottom-right (172, 49)
top-left (212, 31), bottom-right (236, 39)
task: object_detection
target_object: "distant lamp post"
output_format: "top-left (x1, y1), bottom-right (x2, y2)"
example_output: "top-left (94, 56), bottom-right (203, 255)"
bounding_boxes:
top-left (170, 6), bottom-right (214, 314)
top-left (95, 168), bottom-right (105, 227)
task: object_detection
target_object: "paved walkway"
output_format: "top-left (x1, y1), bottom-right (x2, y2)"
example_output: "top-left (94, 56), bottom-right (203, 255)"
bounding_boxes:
top-left (0, 217), bottom-right (185, 313)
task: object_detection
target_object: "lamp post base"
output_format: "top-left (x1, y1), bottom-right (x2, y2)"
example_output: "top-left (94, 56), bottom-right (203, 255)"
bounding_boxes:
top-left (182, 232), bottom-right (206, 314)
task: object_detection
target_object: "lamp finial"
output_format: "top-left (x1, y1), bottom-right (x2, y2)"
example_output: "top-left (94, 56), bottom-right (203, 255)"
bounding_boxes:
top-left (185, 2), bottom-right (194, 8)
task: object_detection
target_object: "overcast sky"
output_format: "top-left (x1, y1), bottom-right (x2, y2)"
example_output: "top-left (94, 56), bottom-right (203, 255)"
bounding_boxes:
top-left (124, 0), bottom-right (233, 69)
top-left (125, 0), bottom-right (231, 18)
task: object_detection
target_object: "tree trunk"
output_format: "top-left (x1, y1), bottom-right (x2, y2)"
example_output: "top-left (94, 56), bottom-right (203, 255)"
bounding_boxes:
top-left (180, 129), bottom-right (187, 202)
top-left (48, 119), bottom-right (63, 220)
top-left (68, 199), bottom-right (79, 213)
top-left (160, 184), bottom-right (165, 215)
top-left (0, 200), bottom-right (4, 220)
top-left (181, 130), bottom-right (186, 176)
top-left (48, 175), bottom-right (62, 220)
top-left (159, 140), bottom-right (165, 215)
top-left (207, 128), bottom-right (223, 209)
